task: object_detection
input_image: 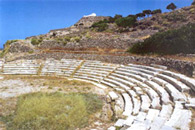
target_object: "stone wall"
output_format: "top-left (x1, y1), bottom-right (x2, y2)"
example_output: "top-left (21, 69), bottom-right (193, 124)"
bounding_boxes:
top-left (11, 53), bottom-right (195, 77)
top-left (9, 42), bottom-right (34, 53)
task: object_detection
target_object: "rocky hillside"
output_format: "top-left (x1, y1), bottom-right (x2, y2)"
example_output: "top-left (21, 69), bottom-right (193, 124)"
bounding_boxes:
top-left (1, 5), bottom-right (195, 60)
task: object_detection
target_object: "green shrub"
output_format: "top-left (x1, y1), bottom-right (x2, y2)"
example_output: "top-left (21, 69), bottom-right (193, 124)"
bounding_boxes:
top-left (114, 14), bottom-right (122, 19)
top-left (0, 40), bottom-right (17, 57)
top-left (2, 92), bottom-right (103, 130)
top-left (28, 50), bottom-right (34, 54)
top-left (128, 23), bottom-right (195, 55)
top-left (64, 36), bottom-right (71, 42)
top-left (31, 39), bottom-right (41, 45)
top-left (85, 32), bottom-right (91, 39)
top-left (74, 36), bottom-right (81, 42)
top-left (70, 36), bottom-right (81, 42)
top-left (57, 38), bottom-right (63, 41)
top-left (115, 17), bottom-right (137, 27)
top-left (108, 16), bottom-right (115, 23)
top-left (63, 41), bottom-right (67, 45)
top-left (5, 40), bottom-right (18, 46)
top-left (91, 20), bottom-right (108, 32)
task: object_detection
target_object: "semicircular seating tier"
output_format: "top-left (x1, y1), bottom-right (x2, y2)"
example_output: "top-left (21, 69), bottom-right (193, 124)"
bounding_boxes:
top-left (0, 58), bottom-right (194, 130)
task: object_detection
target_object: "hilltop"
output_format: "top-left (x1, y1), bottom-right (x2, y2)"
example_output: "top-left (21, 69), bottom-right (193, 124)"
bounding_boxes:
top-left (1, 4), bottom-right (195, 130)
top-left (1, 5), bottom-right (195, 62)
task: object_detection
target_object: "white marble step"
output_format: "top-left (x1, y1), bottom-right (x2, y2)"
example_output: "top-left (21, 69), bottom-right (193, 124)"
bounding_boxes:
top-left (117, 67), bottom-right (153, 80)
top-left (104, 78), bottom-right (130, 90)
top-left (76, 70), bottom-right (109, 75)
top-left (109, 91), bottom-right (118, 100)
top-left (162, 70), bottom-right (195, 92)
top-left (123, 65), bottom-right (159, 76)
top-left (127, 121), bottom-right (147, 130)
top-left (109, 75), bottom-right (135, 87)
top-left (128, 63), bottom-right (164, 72)
top-left (74, 73), bottom-right (104, 80)
top-left (100, 80), bottom-right (117, 88)
top-left (141, 95), bottom-right (151, 112)
top-left (145, 81), bottom-right (171, 104)
top-left (122, 93), bottom-right (133, 116)
top-left (145, 109), bottom-right (160, 123)
top-left (127, 90), bottom-right (141, 115)
top-left (150, 117), bottom-right (167, 130)
top-left (113, 73), bottom-right (161, 109)
top-left (157, 74), bottom-right (190, 93)
top-left (73, 75), bottom-right (100, 82)
top-left (159, 104), bottom-right (173, 119)
top-left (123, 116), bottom-right (136, 126)
top-left (84, 67), bottom-right (117, 71)
top-left (152, 77), bottom-right (187, 101)
top-left (115, 70), bottom-right (146, 82)
top-left (114, 119), bottom-right (125, 127)
top-left (165, 108), bottom-right (192, 130)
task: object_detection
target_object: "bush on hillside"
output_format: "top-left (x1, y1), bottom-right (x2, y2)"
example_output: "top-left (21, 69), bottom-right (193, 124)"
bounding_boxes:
top-left (31, 38), bottom-right (42, 45)
top-left (108, 16), bottom-right (115, 23)
top-left (0, 40), bottom-right (18, 57)
top-left (4, 40), bottom-right (18, 46)
top-left (115, 17), bottom-right (137, 27)
top-left (151, 9), bottom-right (162, 15)
top-left (91, 20), bottom-right (109, 32)
top-left (114, 14), bottom-right (123, 20)
top-left (128, 23), bottom-right (195, 55)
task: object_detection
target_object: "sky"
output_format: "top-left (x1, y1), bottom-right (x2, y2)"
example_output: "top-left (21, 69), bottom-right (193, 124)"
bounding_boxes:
top-left (0, 0), bottom-right (193, 48)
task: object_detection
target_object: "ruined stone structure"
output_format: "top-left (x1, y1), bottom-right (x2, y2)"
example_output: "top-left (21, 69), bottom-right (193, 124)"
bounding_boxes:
top-left (74, 16), bottom-right (109, 28)
top-left (0, 58), bottom-right (194, 130)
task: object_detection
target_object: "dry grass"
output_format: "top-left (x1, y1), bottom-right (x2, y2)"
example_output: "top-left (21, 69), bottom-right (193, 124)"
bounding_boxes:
top-left (2, 75), bottom-right (91, 86)
top-left (1, 75), bottom-right (96, 94)
top-left (1, 92), bottom-right (103, 130)
top-left (0, 98), bottom-right (17, 117)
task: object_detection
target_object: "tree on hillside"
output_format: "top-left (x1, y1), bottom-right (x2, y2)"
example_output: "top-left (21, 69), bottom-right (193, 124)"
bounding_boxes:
top-left (108, 16), bottom-right (115, 23)
top-left (151, 9), bottom-right (162, 15)
top-left (136, 13), bottom-right (146, 19)
top-left (166, 3), bottom-right (177, 11)
top-left (115, 17), bottom-right (137, 27)
top-left (114, 14), bottom-right (122, 20)
top-left (143, 10), bottom-right (152, 17)
top-left (192, 0), bottom-right (195, 5)
top-left (127, 14), bottom-right (136, 18)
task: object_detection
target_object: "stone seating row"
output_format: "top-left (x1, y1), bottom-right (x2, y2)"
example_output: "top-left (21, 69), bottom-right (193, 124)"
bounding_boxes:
top-left (73, 61), bottom-right (119, 82)
top-left (75, 62), bottom-right (192, 130)
top-left (41, 59), bottom-right (82, 76)
top-left (0, 59), bottom-right (193, 130)
top-left (1, 60), bottom-right (41, 75)
top-left (105, 64), bottom-right (192, 130)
